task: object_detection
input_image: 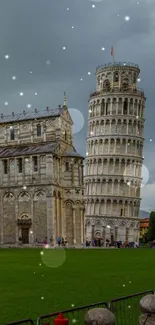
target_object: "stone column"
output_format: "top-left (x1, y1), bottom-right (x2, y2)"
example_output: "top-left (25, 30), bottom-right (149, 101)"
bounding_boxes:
top-left (102, 226), bottom-right (106, 246)
top-left (91, 224), bottom-right (95, 241)
top-left (61, 203), bottom-right (66, 238)
top-left (139, 294), bottom-right (155, 325)
top-left (56, 198), bottom-right (60, 237)
top-left (73, 208), bottom-right (76, 245)
top-left (47, 196), bottom-right (53, 244)
top-left (80, 208), bottom-right (84, 244)
top-left (114, 227), bottom-right (118, 241)
top-left (85, 308), bottom-right (115, 325)
top-left (14, 200), bottom-right (18, 244)
top-left (126, 227), bottom-right (129, 241)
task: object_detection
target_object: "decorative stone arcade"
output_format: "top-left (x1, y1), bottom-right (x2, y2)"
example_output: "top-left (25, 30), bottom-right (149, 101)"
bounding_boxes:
top-left (84, 61), bottom-right (146, 243)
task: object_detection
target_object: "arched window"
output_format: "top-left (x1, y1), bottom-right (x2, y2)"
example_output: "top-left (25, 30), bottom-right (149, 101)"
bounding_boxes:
top-left (114, 72), bottom-right (119, 82)
top-left (64, 131), bottom-right (67, 141)
top-left (103, 79), bottom-right (111, 91)
top-left (123, 100), bottom-right (128, 115)
top-left (37, 124), bottom-right (41, 137)
top-left (65, 162), bottom-right (69, 171)
top-left (133, 73), bottom-right (137, 83)
top-left (10, 127), bottom-right (15, 140)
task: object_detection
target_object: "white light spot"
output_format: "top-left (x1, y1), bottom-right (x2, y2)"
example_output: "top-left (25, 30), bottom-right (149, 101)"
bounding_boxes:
top-left (101, 47), bottom-right (105, 51)
top-left (5, 54), bottom-right (10, 59)
top-left (46, 60), bottom-right (51, 65)
top-left (35, 92), bottom-right (38, 96)
top-left (30, 71), bottom-right (33, 74)
top-left (4, 102), bottom-right (8, 106)
top-left (89, 109), bottom-right (92, 113)
top-left (88, 72), bottom-right (91, 75)
top-left (128, 306), bottom-right (131, 308)
top-left (20, 92), bottom-right (24, 96)
top-left (72, 26), bottom-right (74, 29)
top-left (127, 181), bottom-right (131, 186)
top-left (72, 320), bottom-right (76, 324)
top-left (30, 231), bottom-right (33, 234)
top-left (23, 186), bottom-right (27, 190)
top-left (86, 152), bottom-right (88, 156)
top-left (39, 263), bottom-right (41, 266)
top-left (106, 225), bottom-right (111, 228)
top-left (69, 108), bottom-right (85, 134)
top-left (117, 14), bottom-right (120, 16)
top-left (90, 131), bottom-right (93, 135)
top-left (27, 104), bottom-right (31, 108)
top-left (80, 78), bottom-right (83, 81)
top-left (137, 78), bottom-right (141, 82)
top-left (136, 116), bottom-right (139, 119)
top-left (125, 16), bottom-right (130, 21)
top-left (12, 76), bottom-right (16, 80)
top-left (129, 281), bottom-right (131, 283)
top-left (71, 304), bottom-right (75, 307)
top-left (137, 1), bottom-right (139, 4)
top-left (40, 251), bottom-right (44, 256)
top-left (10, 126), bottom-right (13, 129)
top-left (150, 139), bottom-right (152, 142)
top-left (62, 46), bottom-right (66, 50)
top-left (92, 4), bottom-right (96, 8)
top-left (34, 272), bottom-right (35, 274)
top-left (67, 7), bottom-right (69, 10)
top-left (141, 164), bottom-right (149, 187)
top-left (42, 275), bottom-right (44, 277)
top-left (41, 297), bottom-right (44, 300)
top-left (123, 284), bottom-right (125, 287)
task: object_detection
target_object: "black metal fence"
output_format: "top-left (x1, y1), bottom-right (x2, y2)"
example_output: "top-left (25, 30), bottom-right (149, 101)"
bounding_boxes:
top-left (109, 290), bottom-right (154, 325)
top-left (37, 301), bottom-right (108, 325)
top-left (3, 290), bottom-right (155, 325)
top-left (4, 319), bottom-right (35, 325)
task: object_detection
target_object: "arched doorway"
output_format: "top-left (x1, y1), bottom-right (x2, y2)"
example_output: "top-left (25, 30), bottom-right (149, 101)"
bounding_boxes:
top-left (17, 215), bottom-right (32, 244)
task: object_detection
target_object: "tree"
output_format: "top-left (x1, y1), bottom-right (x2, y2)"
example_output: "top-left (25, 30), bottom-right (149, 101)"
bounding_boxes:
top-left (147, 211), bottom-right (155, 242)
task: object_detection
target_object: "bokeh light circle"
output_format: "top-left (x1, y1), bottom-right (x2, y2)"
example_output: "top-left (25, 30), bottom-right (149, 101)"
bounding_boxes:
top-left (41, 247), bottom-right (66, 268)
top-left (141, 164), bottom-right (149, 187)
top-left (124, 163), bottom-right (149, 188)
top-left (69, 108), bottom-right (85, 134)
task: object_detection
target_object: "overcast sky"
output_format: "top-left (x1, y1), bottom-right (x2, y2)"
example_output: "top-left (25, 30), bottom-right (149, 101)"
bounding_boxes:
top-left (0, 0), bottom-right (154, 214)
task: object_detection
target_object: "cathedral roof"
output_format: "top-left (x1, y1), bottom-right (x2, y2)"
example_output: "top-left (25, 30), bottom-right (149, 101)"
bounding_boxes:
top-left (0, 142), bottom-right (58, 158)
top-left (0, 107), bottom-right (63, 124)
top-left (63, 148), bottom-right (84, 159)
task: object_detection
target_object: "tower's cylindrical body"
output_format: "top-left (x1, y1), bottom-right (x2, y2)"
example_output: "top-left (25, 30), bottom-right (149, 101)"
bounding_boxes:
top-left (84, 62), bottom-right (145, 243)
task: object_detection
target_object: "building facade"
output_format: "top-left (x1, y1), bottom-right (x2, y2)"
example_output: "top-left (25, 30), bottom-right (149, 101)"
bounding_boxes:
top-left (84, 62), bottom-right (145, 243)
top-left (0, 95), bottom-right (84, 245)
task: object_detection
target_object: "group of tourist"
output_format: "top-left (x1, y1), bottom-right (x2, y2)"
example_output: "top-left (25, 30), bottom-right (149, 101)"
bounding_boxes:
top-left (85, 239), bottom-right (139, 248)
top-left (42, 237), bottom-right (68, 247)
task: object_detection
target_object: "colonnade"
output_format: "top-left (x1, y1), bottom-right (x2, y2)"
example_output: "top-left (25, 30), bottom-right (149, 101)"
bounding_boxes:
top-left (85, 198), bottom-right (140, 219)
top-left (89, 98), bottom-right (144, 118)
top-left (85, 157), bottom-right (142, 177)
top-left (88, 119), bottom-right (144, 137)
top-left (86, 138), bottom-right (143, 156)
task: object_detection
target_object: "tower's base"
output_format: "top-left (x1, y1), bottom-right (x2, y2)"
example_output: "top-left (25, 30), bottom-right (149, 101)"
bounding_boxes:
top-left (85, 216), bottom-right (140, 243)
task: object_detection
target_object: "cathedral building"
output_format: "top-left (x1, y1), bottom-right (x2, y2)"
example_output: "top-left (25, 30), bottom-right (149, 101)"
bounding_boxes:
top-left (85, 62), bottom-right (145, 243)
top-left (0, 94), bottom-right (84, 245)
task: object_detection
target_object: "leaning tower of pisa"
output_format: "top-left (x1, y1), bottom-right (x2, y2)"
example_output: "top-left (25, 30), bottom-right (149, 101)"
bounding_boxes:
top-left (84, 62), bottom-right (145, 244)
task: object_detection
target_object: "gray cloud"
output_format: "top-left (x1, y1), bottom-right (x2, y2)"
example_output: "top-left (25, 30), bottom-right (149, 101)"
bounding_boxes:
top-left (0, 0), bottom-right (154, 210)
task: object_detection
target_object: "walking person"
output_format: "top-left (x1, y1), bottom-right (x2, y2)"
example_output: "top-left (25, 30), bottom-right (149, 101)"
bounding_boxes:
top-left (57, 236), bottom-right (61, 247)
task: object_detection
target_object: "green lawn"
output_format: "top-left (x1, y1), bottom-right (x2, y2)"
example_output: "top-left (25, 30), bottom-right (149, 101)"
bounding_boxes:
top-left (0, 248), bottom-right (154, 324)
